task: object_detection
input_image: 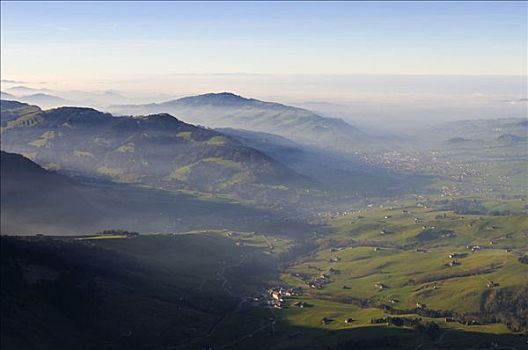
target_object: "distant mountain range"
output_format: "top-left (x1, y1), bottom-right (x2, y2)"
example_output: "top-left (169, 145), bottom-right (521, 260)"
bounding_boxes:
top-left (110, 92), bottom-right (365, 150)
top-left (0, 91), bottom-right (16, 100)
top-left (431, 117), bottom-right (528, 147)
top-left (0, 100), bottom-right (311, 201)
top-left (17, 93), bottom-right (70, 107)
top-left (1, 86), bottom-right (148, 109)
top-left (1, 87), bottom-right (72, 109)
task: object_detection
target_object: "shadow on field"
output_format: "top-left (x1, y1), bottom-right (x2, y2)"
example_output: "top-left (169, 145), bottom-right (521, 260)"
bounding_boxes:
top-left (221, 322), bottom-right (527, 350)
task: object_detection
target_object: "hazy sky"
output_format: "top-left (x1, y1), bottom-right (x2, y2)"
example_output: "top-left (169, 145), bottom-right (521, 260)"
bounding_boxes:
top-left (1, 1), bottom-right (527, 89)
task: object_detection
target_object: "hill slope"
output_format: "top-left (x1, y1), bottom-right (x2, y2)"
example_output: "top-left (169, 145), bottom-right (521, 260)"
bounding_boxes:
top-left (0, 151), bottom-right (101, 234)
top-left (111, 92), bottom-right (365, 150)
top-left (1, 101), bottom-right (311, 200)
top-left (218, 128), bottom-right (418, 196)
top-left (1, 151), bottom-right (311, 235)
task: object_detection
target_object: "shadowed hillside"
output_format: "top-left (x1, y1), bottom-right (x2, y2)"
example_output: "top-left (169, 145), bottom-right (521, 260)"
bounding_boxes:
top-left (0, 151), bottom-right (312, 236)
top-left (0, 151), bottom-right (101, 234)
top-left (1, 101), bottom-right (314, 202)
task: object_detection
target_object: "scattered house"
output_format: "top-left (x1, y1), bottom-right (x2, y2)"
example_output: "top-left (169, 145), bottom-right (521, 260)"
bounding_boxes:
top-left (388, 298), bottom-right (398, 304)
top-left (415, 248), bottom-right (427, 253)
top-left (321, 317), bottom-right (332, 325)
top-left (311, 274), bottom-right (331, 289)
top-left (374, 247), bottom-right (380, 252)
top-left (444, 317), bottom-right (455, 322)
top-left (487, 281), bottom-right (499, 288)
top-left (463, 319), bottom-right (480, 326)
top-left (374, 282), bottom-right (388, 290)
top-left (384, 215), bottom-right (391, 219)
top-left (329, 257), bottom-right (340, 263)
top-left (402, 210), bottom-right (409, 214)
top-left (342, 285), bottom-right (351, 289)
top-left (345, 318), bottom-right (354, 324)
top-left (416, 302), bottom-right (427, 309)
top-left (293, 301), bottom-right (306, 308)
top-left (447, 260), bottom-right (461, 267)
top-left (489, 240), bottom-right (496, 245)
top-left (441, 231), bottom-right (457, 238)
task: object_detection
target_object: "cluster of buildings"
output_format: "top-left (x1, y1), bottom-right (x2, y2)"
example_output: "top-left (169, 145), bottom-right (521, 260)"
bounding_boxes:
top-left (250, 287), bottom-right (303, 309)
top-left (310, 273), bottom-right (332, 289)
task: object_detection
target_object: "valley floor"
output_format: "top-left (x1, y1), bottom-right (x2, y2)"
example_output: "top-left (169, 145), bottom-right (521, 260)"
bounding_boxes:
top-left (2, 194), bottom-right (527, 350)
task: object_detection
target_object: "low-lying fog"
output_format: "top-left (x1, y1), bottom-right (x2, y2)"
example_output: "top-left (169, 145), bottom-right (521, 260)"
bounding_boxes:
top-left (2, 73), bottom-right (526, 133)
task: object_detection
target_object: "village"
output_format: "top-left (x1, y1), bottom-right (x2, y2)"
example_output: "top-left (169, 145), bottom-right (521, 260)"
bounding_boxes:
top-left (248, 286), bottom-right (304, 310)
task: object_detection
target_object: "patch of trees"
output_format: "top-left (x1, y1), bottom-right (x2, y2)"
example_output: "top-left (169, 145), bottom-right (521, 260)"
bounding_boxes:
top-left (414, 228), bottom-right (456, 242)
top-left (437, 199), bottom-right (488, 215)
top-left (384, 305), bottom-right (485, 327)
top-left (519, 255), bottom-right (528, 264)
top-left (370, 317), bottom-right (441, 340)
top-left (479, 287), bottom-right (528, 332)
top-left (382, 287), bottom-right (528, 333)
top-left (408, 264), bottom-right (500, 284)
top-left (383, 305), bottom-right (453, 319)
top-left (97, 229), bottom-right (139, 236)
top-left (489, 210), bottom-right (512, 216)
top-left (314, 293), bottom-right (372, 308)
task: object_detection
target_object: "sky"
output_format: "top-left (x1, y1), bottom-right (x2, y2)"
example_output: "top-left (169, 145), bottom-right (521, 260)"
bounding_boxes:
top-left (0, 1), bottom-right (527, 126)
top-left (1, 1), bottom-right (527, 85)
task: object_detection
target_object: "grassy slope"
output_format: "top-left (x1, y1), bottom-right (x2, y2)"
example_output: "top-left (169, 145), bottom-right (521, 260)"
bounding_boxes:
top-left (241, 197), bottom-right (528, 349)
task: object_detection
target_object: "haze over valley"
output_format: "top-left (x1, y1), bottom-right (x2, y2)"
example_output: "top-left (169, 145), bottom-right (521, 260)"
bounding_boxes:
top-left (1, 1), bottom-right (527, 350)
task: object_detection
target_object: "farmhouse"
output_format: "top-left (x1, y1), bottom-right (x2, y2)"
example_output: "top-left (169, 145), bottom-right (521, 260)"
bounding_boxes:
top-left (374, 282), bottom-right (388, 290)
top-left (487, 281), bottom-right (499, 288)
top-left (321, 317), bottom-right (332, 325)
top-left (447, 260), bottom-right (461, 267)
